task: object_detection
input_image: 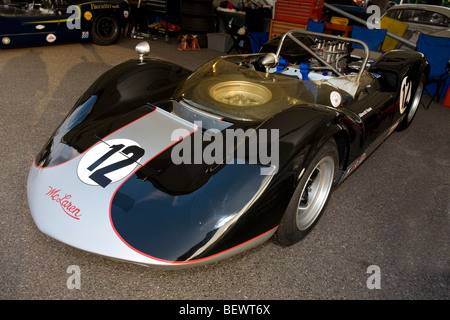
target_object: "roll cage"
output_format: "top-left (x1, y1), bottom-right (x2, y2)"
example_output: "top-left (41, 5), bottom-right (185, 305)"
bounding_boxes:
top-left (175, 30), bottom-right (377, 122)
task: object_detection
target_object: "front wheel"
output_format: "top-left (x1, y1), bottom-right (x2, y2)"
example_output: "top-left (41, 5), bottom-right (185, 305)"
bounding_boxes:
top-left (91, 15), bottom-right (121, 46)
top-left (276, 139), bottom-right (338, 246)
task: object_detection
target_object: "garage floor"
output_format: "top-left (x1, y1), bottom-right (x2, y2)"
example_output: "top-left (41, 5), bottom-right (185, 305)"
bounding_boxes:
top-left (0, 36), bottom-right (449, 300)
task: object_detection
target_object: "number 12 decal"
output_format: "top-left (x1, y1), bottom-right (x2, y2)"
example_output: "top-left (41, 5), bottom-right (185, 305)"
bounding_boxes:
top-left (77, 139), bottom-right (145, 188)
top-left (399, 76), bottom-right (412, 115)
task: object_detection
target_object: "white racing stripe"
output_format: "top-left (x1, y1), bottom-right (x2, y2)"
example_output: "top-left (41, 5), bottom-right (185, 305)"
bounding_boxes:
top-left (27, 107), bottom-right (197, 266)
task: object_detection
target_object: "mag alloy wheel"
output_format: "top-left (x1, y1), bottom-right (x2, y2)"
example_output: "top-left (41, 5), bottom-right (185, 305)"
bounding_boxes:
top-left (276, 139), bottom-right (338, 246)
top-left (296, 156), bottom-right (335, 231)
top-left (406, 77), bottom-right (424, 123)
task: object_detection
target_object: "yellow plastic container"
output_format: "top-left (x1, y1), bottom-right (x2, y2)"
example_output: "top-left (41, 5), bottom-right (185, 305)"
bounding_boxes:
top-left (330, 16), bottom-right (349, 26)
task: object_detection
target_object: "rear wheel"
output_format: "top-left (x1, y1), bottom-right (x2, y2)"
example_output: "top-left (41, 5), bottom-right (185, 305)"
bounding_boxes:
top-left (276, 139), bottom-right (338, 246)
top-left (91, 15), bottom-right (121, 46)
top-left (397, 73), bottom-right (425, 131)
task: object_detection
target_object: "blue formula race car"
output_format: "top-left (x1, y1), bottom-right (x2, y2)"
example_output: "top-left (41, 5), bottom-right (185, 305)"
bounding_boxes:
top-left (0, 0), bottom-right (129, 48)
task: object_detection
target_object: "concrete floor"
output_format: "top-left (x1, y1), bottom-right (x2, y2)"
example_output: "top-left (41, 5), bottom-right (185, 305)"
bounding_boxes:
top-left (0, 36), bottom-right (449, 301)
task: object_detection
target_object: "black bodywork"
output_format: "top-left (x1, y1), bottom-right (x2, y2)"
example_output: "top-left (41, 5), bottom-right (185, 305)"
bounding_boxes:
top-left (30, 30), bottom-right (429, 264)
top-left (0, 0), bottom-right (129, 48)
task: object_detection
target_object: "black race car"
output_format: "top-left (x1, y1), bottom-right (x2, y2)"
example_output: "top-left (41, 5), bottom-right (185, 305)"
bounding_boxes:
top-left (0, 0), bottom-right (129, 48)
top-left (27, 30), bottom-right (429, 268)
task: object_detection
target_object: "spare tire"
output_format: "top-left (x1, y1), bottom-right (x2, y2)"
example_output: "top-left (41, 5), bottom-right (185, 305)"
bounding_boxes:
top-left (189, 74), bottom-right (289, 122)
